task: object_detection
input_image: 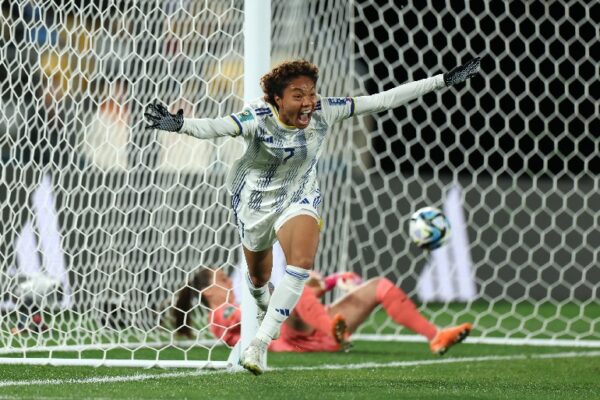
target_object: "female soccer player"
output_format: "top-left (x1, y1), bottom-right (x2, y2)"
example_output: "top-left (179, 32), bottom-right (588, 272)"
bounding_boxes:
top-left (145, 57), bottom-right (480, 374)
top-left (170, 265), bottom-right (472, 355)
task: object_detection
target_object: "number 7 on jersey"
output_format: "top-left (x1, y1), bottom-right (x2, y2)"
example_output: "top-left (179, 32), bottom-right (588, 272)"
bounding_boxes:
top-left (283, 147), bottom-right (295, 163)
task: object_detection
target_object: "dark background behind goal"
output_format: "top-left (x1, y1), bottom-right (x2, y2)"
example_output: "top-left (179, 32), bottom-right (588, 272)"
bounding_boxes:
top-left (348, 0), bottom-right (598, 301)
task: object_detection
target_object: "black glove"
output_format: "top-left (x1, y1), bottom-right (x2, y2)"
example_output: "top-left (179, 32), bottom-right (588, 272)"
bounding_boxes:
top-left (444, 57), bottom-right (481, 87)
top-left (144, 103), bottom-right (184, 132)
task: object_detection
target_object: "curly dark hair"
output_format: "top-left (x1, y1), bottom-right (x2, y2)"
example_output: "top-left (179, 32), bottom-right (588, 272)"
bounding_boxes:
top-left (172, 268), bottom-right (214, 338)
top-left (260, 59), bottom-right (319, 107)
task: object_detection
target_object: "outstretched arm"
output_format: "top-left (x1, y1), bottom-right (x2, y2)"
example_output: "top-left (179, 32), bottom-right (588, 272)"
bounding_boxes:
top-left (354, 57), bottom-right (481, 116)
top-left (144, 102), bottom-right (241, 139)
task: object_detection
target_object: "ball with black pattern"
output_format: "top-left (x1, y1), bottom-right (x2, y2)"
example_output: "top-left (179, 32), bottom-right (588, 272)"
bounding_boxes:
top-left (409, 206), bottom-right (451, 251)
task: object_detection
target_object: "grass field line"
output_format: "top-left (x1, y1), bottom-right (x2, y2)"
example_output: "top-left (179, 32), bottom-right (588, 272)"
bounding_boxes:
top-left (0, 350), bottom-right (599, 388)
top-left (282, 350), bottom-right (600, 371)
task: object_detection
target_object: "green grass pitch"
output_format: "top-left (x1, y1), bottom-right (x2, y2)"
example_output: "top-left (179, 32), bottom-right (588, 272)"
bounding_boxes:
top-left (1, 340), bottom-right (599, 399)
top-left (1, 303), bottom-right (598, 398)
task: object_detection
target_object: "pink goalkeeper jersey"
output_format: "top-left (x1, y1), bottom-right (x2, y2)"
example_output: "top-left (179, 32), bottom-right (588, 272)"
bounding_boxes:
top-left (209, 287), bottom-right (339, 352)
top-left (209, 303), bottom-right (241, 346)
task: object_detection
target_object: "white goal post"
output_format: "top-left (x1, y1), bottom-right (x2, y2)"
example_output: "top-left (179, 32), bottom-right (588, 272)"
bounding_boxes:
top-left (0, 0), bottom-right (598, 369)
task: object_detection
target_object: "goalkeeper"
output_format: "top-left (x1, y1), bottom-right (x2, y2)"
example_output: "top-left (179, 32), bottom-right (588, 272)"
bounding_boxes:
top-left (145, 57), bottom-right (480, 374)
top-left (169, 261), bottom-right (471, 355)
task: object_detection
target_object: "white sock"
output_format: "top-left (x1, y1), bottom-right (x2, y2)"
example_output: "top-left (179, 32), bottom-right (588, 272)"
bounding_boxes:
top-left (245, 270), bottom-right (271, 312)
top-left (256, 265), bottom-right (309, 344)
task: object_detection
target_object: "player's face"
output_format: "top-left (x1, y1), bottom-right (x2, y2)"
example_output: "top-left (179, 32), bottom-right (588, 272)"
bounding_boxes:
top-left (275, 75), bottom-right (317, 129)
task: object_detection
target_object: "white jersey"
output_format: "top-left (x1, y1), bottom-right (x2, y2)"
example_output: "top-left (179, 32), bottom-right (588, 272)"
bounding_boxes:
top-left (227, 96), bottom-right (354, 214)
top-left (179, 74), bottom-right (446, 227)
top-left (178, 74), bottom-right (445, 249)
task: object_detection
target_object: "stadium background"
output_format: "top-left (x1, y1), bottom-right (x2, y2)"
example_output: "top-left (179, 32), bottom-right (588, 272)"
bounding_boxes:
top-left (0, 0), bottom-right (597, 333)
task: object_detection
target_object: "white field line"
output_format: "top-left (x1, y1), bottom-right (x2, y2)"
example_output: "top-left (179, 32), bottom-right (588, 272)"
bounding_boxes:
top-left (1, 350), bottom-right (599, 388)
top-left (0, 369), bottom-right (220, 388)
top-left (281, 350), bottom-right (600, 371)
top-left (352, 334), bottom-right (600, 348)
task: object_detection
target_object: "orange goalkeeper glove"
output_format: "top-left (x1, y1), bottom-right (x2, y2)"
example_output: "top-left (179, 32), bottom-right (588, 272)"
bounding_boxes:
top-left (324, 272), bottom-right (363, 292)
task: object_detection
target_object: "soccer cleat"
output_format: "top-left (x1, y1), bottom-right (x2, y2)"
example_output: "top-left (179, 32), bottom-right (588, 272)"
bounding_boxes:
top-left (240, 338), bottom-right (268, 375)
top-left (429, 323), bottom-right (473, 356)
top-left (331, 313), bottom-right (351, 352)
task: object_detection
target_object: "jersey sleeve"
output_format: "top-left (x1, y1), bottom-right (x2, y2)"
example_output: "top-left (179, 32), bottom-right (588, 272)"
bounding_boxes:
top-left (180, 116), bottom-right (239, 139)
top-left (319, 96), bottom-right (356, 126)
top-left (180, 106), bottom-right (258, 140)
top-left (353, 74), bottom-right (445, 115)
top-left (293, 287), bottom-right (334, 337)
top-left (229, 106), bottom-right (259, 139)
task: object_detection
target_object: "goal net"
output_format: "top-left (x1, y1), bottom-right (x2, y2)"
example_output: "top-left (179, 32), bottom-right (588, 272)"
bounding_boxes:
top-left (345, 0), bottom-right (598, 346)
top-left (0, 0), bottom-right (597, 368)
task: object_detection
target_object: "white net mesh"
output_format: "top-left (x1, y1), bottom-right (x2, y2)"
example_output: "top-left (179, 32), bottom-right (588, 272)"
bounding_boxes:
top-left (273, 0), bottom-right (598, 343)
top-left (0, 0), bottom-right (250, 367)
top-left (345, 0), bottom-right (599, 341)
top-left (0, 0), bottom-right (598, 367)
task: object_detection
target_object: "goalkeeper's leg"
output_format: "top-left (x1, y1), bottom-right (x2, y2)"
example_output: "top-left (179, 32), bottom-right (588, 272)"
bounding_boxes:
top-left (329, 278), bottom-right (471, 354)
top-left (329, 277), bottom-right (438, 337)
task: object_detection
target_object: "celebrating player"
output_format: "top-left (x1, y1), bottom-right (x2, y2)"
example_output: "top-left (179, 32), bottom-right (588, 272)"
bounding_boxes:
top-left (168, 259), bottom-right (472, 356)
top-left (145, 57), bottom-right (480, 374)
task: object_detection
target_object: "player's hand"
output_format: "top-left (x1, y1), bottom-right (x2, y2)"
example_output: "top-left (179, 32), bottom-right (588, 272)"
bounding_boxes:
top-left (444, 57), bottom-right (481, 87)
top-left (144, 102), bottom-right (184, 132)
top-left (335, 272), bottom-right (363, 293)
top-left (323, 272), bottom-right (363, 292)
top-left (331, 313), bottom-right (352, 352)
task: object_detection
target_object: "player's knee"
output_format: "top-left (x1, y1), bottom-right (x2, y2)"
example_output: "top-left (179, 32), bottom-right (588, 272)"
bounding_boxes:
top-left (287, 256), bottom-right (315, 270)
top-left (248, 270), bottom-right (271, 287)
top-left (364, 277), bottom-right (384, 294)
top-left (373, 277), bottom-right (401, 302)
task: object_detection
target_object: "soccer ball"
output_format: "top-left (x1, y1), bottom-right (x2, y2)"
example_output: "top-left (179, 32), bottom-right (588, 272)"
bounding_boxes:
top-left (409, 207), bottom-right (451, 251)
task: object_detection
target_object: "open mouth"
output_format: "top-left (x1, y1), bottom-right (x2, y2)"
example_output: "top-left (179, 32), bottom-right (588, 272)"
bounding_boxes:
top-left (297, 110), bottom-right (312, 125)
